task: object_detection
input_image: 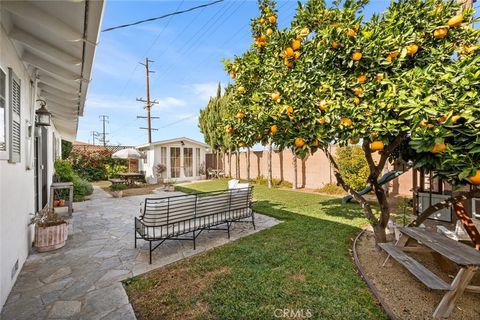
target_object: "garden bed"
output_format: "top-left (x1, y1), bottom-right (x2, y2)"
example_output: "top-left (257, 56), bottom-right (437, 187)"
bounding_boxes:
top-left (355, 230), bottom-right (480, 319)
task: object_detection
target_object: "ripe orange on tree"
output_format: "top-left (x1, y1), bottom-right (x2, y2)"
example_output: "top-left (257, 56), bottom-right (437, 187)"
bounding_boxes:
top-left (353, 87), bottom-right (363, 96)
top-left (285, 47), bottom-right (295, 57)
top-left (448, 15), bottom-right (463, 27)
top-left (352, 51), bottom-right (362, 61)
top-left (370, 140), bottom-right (385, 152)
top-left (340, 118), bottom-right (353, 126)
top-left (230, 71), bottom-right (236, 79)
top-left (271, 91), bottom-right (281, 102)
top-left (346, 28), bottom-right (357, 37)
top-left (270, 124), bottom-right (278, 134)
top-left (285, 105), bottom-right (294, 114)
top-left (238, 86), bottom-right (246, 94)
top-left (235, 111), bottom-right (245, 119)
top-left (407, 43), bottom-right (419, 55)
top-left (434, 27), bottom-right (448, 39)
top-left (318, 99), bottom-right (328, 111)
top-left (468, 170), bottom-right (480, 185)
top-left (354, 97), bottom-right (360, 105)
top-left (268, 15), bottom-right (276, 23)
top-left (292, 39), bottom-right (301, 50)
top-left (357, 74), bottom-right (367, 84)
top-left (431, 143), bottom-right (446, 153)
top-left (294, 138), bottom-right (306, 148)
top-left (266, 28), bottom-right (273, 36)
top-left (451, 115), bottom-right (462, 124)
top-left (319, 117), bottom-right (326, 125)
top-left (331, 41), bottom-right (339, 49)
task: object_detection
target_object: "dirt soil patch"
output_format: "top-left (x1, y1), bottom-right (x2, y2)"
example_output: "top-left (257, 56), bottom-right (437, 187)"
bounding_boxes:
top-left (125, 258), bottom-right (231, 320)
top-left (356, 230), bottom-right (480, 319)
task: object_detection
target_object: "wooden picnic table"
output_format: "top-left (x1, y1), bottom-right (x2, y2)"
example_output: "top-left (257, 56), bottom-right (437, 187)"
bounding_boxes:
top-left (380, 227), bottom-right (480, 319)
top-left (117, 172), bottom-right (144, 186)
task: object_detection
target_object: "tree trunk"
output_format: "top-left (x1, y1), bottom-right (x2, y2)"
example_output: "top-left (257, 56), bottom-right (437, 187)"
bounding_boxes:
top-left (267, 139), bottom-right (273, 188)
top-left (228, 150), bottom-right (232, 178)
top-left (292, 149), bottom-right (297, 189)
top-left (216, 150), bottom-right (219, 171)
top-left (236, 149), bottom-right (240, 179)
top-left (223, 152), bottom-right (226, 172)
top-left (247, 147), bottom-right (251, 181)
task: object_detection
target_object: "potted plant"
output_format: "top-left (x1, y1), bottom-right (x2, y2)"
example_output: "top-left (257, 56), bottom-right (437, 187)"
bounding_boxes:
top-left (155, 164), bottom-right (167, 185)
top-left (110, 183), bottom-right (127, 198)
top-left (31, 207), bottom-right (68, 252)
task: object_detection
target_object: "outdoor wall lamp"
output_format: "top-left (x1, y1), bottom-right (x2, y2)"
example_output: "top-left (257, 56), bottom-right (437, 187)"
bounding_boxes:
top-left (35, 99), bottom-right (51, 127)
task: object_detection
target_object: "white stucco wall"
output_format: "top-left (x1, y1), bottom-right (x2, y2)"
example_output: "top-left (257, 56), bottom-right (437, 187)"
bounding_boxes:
top-left (0, 26), bottom-right (62, 311)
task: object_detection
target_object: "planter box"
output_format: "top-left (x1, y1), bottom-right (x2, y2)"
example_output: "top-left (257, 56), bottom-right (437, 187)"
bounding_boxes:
top-left (34, 223), bottom-right (68, 252)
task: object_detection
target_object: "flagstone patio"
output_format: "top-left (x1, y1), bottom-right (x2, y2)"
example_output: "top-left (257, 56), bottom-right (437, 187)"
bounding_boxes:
top-left (0, 187), bottom-right (280, 320)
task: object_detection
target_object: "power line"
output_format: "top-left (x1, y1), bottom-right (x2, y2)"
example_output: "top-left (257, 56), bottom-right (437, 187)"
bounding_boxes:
top-left (102, 0), bottom-right (225, 32)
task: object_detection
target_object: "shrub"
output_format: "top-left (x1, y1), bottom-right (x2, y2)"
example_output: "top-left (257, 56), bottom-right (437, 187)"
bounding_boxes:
top-left (54, 160), bottom-right (93, 201)
top-left (110, 183), bottom-right (127, 191)
top-left (336, 146), bottom-right (370, 191)
top-left (105, 163), bottom-right (128, 179)
top-left (317, 183), bottom-right (346, 195)
top-left (61, 140), bottom-right (73, 160)
top-left (68, 148), bottom-right (127, 181)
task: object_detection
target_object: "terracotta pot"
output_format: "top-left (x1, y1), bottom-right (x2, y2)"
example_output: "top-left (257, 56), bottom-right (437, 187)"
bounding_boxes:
top-left (34, 222), bottom-right (68, 252)
top-left (112, 190), bottom-right (123, 198)
top-left (53, 200), bottom-right (61, 207)
top-left (58, 199), bottom-right (65, 207)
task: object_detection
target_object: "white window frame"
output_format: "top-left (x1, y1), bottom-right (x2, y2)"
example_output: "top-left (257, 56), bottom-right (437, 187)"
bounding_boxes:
top-left (0, 66), bottom-right (7, 160)
top-left (472, 198), bottom-right (480, 220)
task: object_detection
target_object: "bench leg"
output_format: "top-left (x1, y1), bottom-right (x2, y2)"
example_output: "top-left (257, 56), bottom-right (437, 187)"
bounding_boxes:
top-left (227, 222), bottom-right (231, 239)
top-left (193, 231), bottom-right (196, 250)
top-left (251, 212), bottom-right (256, 230)
top-left (134, 230), bottom-right (137, 248)
top-left (149, 241), bottom-right (152, 264)
top-left (433, 266), bottom-right (477, 319)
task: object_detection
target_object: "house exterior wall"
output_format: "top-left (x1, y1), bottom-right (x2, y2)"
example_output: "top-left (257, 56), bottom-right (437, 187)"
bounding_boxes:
top-left (0, 26), bottom-right (61, 311)
top-left (139, 141), bottom-right (206, 183)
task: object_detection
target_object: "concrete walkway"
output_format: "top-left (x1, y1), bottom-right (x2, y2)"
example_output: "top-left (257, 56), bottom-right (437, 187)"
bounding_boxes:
top-left (1, 187), bottom-right (280, 320)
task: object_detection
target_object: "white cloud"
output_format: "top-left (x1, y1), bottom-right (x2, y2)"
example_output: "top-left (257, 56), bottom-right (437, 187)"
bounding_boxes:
top-left (155, 97), bottom-right (187, 109)
top-left (190, 82), bottom-right (220, 101)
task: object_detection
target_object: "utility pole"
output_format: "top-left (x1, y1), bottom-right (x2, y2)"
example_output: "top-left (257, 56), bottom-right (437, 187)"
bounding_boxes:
top-left (98, 115), bottom-right (109, 146)
top-left (137, 57), bottom-right (159, 144)
top-left (90, 131), bottom-right (99, 145)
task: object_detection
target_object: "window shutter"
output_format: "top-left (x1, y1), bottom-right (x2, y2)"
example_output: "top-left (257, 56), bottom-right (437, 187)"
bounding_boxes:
top-left (9, 68), bottom-right (21, 163)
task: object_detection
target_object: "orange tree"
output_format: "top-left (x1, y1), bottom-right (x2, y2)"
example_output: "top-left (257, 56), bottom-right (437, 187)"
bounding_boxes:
top-left (225, 0), bottom-right (479, 244)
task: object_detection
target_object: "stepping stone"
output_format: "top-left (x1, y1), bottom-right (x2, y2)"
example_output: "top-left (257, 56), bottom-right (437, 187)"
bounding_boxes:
top-left (47, 300), bottom-right (81, 318)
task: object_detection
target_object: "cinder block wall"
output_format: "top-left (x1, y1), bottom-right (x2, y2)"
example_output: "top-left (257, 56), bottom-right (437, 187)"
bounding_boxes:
top-left (208, 147), bottom-right (413, 196)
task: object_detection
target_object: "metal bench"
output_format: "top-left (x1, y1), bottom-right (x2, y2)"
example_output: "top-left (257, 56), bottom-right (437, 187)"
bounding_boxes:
top-left (134, 187), bottom-right (254, 263)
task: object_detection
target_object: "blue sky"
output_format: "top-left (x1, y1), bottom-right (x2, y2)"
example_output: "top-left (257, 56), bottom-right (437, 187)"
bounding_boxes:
top-left (77, 0), bottom-right (394, 146)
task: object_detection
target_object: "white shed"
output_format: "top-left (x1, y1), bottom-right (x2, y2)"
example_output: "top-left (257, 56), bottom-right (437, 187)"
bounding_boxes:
top-left (137, 137), bottom-right (208, 184)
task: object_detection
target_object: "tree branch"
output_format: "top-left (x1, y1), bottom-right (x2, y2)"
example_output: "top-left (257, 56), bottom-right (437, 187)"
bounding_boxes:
top-left (411, 189), bottom-right (480, 227)
top-left (323, 146), bottom-right (379, 225)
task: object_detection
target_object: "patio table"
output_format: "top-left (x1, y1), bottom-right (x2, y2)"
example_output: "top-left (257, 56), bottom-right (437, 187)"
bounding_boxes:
top-left (381, 227), bottom-right (480, 319)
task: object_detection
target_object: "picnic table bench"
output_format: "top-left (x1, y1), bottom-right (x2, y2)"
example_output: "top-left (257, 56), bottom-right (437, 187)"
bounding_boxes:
top-left (108, 178), bottom-right (125, 186)
top-left (380, 227), bottom-right (480, 319)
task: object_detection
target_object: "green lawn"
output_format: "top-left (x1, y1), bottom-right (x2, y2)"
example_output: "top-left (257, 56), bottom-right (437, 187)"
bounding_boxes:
top-left (125, 179), bottom-right (386, 320)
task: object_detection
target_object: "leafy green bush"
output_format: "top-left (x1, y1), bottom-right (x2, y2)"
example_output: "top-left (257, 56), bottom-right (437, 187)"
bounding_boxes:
top-left (336, 146), bottom-right (370, 191)
top-left (68, 148), bottom-right (127, 181)
top-left (54, 160), bottom-right (93, 201)
top-left (105, 163), bottom-right (128, 179)
top-left (110, 183), bottom-right (127, 191)
top-left (316, 183), bottom-right (346, 195)
top-left (61, 140), bottom-right (73, 160)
